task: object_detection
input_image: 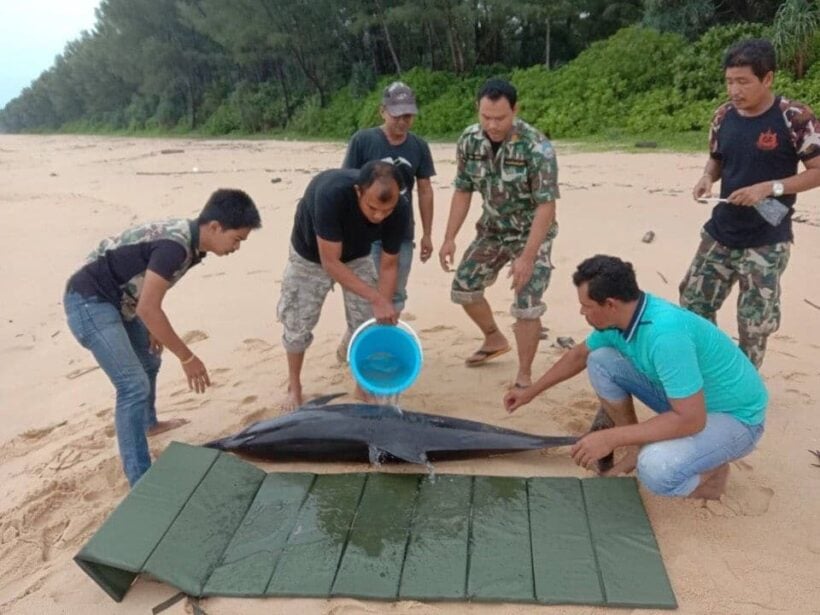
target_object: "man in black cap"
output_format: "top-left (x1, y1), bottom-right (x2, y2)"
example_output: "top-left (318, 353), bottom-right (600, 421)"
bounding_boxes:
top-left (340, 82), bottom-right (436, 354)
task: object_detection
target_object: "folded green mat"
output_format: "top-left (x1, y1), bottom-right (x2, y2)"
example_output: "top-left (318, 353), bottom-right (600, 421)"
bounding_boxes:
top-left (76, 442), bottom-right (676, 608)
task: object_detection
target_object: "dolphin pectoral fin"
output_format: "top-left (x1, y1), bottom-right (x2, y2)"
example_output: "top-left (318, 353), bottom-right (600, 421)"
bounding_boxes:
top-left (300, 393), bottom-right (346, 408)
top-left (379, 442), bottom-right (429, 465)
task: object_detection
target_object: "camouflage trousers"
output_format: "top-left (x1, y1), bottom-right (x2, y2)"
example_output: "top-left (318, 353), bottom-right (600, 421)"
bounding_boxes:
top-left (277, 247), bottom-right (376, 354)
top-left (451, 228), bottom-right (554, 319)
top-left (679, 230), bottom-right (791, 369)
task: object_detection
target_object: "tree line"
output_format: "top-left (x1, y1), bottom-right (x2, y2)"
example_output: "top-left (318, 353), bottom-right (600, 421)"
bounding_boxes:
top-left (1, 0), bottom-right (817, 136)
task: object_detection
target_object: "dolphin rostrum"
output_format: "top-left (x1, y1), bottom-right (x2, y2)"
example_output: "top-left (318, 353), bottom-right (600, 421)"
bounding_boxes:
top-left (205, 396), bottom-right (578, 465)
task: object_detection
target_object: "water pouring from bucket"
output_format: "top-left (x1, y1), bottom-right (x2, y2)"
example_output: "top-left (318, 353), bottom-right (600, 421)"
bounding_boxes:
top-left (347, 318), bottom-right (423, 402)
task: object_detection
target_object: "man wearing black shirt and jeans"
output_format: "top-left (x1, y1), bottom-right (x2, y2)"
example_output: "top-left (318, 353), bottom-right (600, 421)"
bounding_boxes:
top-left (277, 161), bottom-right (409, 409)
top-left (64, 189), bottom-right (261, 486)
top-left (682, 38), bottom-right (820, 368)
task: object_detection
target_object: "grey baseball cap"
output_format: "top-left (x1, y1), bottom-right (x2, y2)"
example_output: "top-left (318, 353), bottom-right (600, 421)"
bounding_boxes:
top-left (382, 81), bottom-right (418, 116)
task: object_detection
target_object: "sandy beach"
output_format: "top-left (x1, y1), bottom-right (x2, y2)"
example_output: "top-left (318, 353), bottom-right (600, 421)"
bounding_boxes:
top-left (0, 134), bottom-right (818, 614)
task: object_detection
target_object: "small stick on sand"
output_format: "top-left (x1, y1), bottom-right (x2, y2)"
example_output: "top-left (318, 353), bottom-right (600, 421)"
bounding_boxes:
top-left (657, 271), bottom-right (668, 284)
top-left (804, 299), bottom-right (820, 311)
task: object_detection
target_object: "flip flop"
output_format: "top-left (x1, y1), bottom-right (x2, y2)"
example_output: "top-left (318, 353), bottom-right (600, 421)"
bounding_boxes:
top-left (465, 345), bottom-right (511, 367)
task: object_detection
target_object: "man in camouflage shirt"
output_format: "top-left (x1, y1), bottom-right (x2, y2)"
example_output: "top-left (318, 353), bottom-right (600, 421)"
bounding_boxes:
top-left (64, 189), bottom-right (261, 486)
top-left (683, 39), bottom-right (820, 368)
top-left (439, 78), bottom-right (559, 389)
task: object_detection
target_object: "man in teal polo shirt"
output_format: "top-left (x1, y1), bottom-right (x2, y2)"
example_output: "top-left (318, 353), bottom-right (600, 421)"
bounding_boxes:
top-left (504, 254), bottom-right (766, 499)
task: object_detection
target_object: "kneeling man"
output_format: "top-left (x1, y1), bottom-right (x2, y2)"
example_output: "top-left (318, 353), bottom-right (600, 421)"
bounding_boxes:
top-left (504, 255), bottom-right (766, 499)
top-left (277, 161), bottom-right (409, 408)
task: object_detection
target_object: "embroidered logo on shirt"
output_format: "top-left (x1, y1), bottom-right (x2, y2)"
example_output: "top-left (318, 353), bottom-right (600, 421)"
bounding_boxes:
top-left (756, 129), bottom-right (778, 151)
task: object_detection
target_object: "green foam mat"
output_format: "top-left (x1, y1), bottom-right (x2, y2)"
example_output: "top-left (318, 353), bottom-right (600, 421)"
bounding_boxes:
top-left (75, 442), bottom-right (676, 608)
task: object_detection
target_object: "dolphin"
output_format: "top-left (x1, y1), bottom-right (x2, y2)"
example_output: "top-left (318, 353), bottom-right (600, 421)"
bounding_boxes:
top-left (205, 395), bottom-right (578, 465)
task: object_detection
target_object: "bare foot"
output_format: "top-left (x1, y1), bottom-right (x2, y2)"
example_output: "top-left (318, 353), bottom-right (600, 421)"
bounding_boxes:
top-left (689, 464), bottom-right (730, 500)
top-left (280, 387), bottom-right (303, 412)
top-left (602, 447), bottom-right (638, 476)
top-left (512, 373), bottom-right (532, 388)
top-left (147, 418), bottom-right (189, 436)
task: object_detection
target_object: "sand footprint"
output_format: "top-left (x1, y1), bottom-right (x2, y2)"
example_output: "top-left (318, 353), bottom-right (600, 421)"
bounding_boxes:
top-left (181, 329), bottom-right (209, 344)
top-left (20, 421), bottom-right (68, 441)
top-left (705, 484), bottom-right (774, 517)
top-left (420, 324), bottom-right (454, 334)
top-left (240, 407), bottom-right (273, 427)
top-left (65, 365), bottom-right (100, 380)
top-left (242, 337), bottom-right (275, 352)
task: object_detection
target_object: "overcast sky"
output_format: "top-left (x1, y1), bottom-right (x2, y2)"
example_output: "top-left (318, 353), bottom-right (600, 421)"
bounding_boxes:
top-left (0, 1), bottom-right (101, 107)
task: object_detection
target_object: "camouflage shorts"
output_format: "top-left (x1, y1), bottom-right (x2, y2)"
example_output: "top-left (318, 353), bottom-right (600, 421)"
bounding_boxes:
top-left (679, 230), bottom-right (791, 368)
top-left (451, 229), bottom-right (554, 319)
top-left (277, 248), bottom-right (376, 353)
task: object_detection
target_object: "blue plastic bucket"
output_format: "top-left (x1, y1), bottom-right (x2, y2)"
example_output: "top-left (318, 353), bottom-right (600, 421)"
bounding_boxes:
top-left (347, 319), bottom-right (423, 396)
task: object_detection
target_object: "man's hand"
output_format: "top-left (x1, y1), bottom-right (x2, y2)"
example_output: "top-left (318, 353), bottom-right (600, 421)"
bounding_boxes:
top-left (438, 239), bottom-right (456, 272)
top-left (372, 295), bottom-right (398, 324)
top-left (509, 255), bottom-right (535, 294)
top-left (571, 431), bottom-right (616, 471)
top-left (182, 355), bottom-right (211, 394)
top-left (503, 385), bottom-right (534, 414)
top-left (148, 334), bottom-right (164, 355)
top-left (727, 182), bottom-right (772, 206)
top-left (419, 234), bottom-right (433, 263)
top-left (692, 174), bottom-right (713, 200)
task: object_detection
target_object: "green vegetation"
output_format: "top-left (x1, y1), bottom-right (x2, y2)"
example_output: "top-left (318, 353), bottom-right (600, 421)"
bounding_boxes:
top-left (2, 0), bottom-right (819, 151)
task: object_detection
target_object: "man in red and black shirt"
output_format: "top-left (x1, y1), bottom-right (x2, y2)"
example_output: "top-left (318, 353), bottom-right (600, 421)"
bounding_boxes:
top-left (681, 38), bottom-right (820, 368)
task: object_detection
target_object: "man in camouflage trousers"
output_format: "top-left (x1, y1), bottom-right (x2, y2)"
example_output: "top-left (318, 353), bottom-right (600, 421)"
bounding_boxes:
top-left (439, 78), bottom-right (559, 389)
top-left (277, 161), bottom-right (409, 409)
top-left (682, 39), bottom-right (820, 368)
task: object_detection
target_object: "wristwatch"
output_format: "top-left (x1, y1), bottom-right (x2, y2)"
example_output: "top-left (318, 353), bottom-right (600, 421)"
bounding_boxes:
top-left (772, 181), bottom-right (785, 198)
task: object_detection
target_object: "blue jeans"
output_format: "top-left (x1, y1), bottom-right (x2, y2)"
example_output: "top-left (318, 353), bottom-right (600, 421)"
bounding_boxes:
top-left (64, 291), bottom-right (161, 486)
top-left (371, 239), bottom-right (413, 312)
top-left (586, 347), bottom-right (765, 497)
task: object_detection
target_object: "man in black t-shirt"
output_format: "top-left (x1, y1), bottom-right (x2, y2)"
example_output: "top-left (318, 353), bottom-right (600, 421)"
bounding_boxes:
top-left (64, 189), bottom-right (261, 486)
top-left (681, 38), bottom-right (820, 368)
top-left (342, 81), bottom-right (436, 312)
top-left (277, 161), bottom-right (409, 409)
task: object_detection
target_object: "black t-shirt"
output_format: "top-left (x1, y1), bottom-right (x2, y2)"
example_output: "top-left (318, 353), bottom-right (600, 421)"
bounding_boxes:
top-left (342, 127), bottom-right (436, 240)
top-left (65, 218), bottom-right (203, 317)
top-left (705, 96), bottom-right (820, 248)
top-left (290, 169), bottom-right (411, 264)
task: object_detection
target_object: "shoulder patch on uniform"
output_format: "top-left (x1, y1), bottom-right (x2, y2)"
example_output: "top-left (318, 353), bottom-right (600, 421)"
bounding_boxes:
top-left (536, 140), bottom-right (555, 160)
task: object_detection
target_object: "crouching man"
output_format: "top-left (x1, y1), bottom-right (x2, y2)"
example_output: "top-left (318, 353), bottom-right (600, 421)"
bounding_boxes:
top-left (504, 255), bottom-right (767, 499)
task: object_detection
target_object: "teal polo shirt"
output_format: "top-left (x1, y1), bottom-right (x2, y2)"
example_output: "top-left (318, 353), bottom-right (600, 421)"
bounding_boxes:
top-left (585, 293), bottom-right (767, 425)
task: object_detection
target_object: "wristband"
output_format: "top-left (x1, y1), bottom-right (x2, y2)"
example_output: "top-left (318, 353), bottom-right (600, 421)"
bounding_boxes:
top-left (180, 353), bottom-right (196, 365)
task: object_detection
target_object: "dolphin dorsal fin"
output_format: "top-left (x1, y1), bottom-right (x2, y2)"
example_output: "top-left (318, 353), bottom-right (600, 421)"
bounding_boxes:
top-left (300, 393), bottom-right (346, 409)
